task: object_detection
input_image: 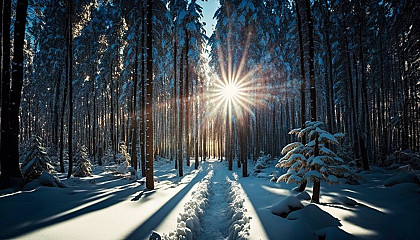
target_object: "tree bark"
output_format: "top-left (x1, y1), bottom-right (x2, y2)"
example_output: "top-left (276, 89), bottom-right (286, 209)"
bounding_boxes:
top-left (139, 8), bottom-right (146, 177)
top-left (145, 0), bottom-right (154, 190)
top-left (185, 31), bottom-right (191, 167)
top-left (295, 0), bottom-right (307, 192)
top-left (0, 0), bottom-right (28, 189)
top-left (67, 0), bottom-right (74, 179)
top-left (178, 44), bottom-right (184, 176)
top-left (1, 0), bottom-right (12, 187)
top-left (303, 0), bottom-right (320, 202)
top-left (131, 25), bottom-right (139, 171)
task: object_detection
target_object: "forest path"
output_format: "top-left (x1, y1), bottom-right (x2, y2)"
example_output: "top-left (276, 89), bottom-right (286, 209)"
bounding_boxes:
top-left (199, 162), bottom-right (230, 240)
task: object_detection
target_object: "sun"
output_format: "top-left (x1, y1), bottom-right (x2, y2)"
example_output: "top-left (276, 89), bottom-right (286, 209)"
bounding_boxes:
top-left (208, 61), bottom-right (260, 123)
top-left (222, 82), bottom-right (240, 100)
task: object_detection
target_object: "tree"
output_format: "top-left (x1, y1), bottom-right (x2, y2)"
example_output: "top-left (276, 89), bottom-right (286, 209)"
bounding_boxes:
top-left (73, 145), bottom-right (92, 177)
top-left (20, 137), bottom-right (54, 183)
top-left (277, 121), bottom-right (358, 202)
top-left (0, 0), bottom-right (29, 189)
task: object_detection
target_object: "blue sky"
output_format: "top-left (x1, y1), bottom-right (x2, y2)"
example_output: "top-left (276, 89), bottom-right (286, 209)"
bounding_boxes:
top-left (199, 0), bottom-right (220, 37)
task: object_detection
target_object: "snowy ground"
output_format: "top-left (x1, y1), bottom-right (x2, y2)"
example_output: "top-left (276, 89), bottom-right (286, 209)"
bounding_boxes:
top-left (1, 157), bottom-right (419, 239)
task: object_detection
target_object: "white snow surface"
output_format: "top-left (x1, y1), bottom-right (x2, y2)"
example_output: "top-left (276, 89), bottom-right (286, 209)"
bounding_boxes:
top-left (1, 158), bottom-right (420, 240)
top-left (271, 196), bottom-right (304, 217)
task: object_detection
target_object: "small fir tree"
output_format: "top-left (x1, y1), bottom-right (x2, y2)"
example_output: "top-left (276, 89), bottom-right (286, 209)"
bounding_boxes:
top-left (276, 121), bottom-right (357, 202)
top-left (20, 137), bottom-right (54, 182)
top-left (73, 146), bottom-right (92, 177)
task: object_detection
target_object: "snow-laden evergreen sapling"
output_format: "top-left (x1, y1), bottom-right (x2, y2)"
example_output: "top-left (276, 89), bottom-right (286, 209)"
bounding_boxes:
top-left (116, 144), bottom-right (132, 174)
top-left (20, 137), bottom-right (54, 182)
top-left (276, 121), bottom-right (358, 203)
top-left (73, 145), bottom-right (92, 177)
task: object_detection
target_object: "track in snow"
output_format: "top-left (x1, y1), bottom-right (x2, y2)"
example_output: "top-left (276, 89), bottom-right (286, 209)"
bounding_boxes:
top-left (199, 164), bottom-right (230, 240)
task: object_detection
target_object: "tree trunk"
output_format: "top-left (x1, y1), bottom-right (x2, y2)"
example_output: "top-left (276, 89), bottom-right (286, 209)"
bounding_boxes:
top-left (194, 78), bottom-right (199, 169)
top-left (140, 7), bottom-right (146, 177)
top-left (304, 0), bottom-right (320, 202)
top-left (178, 44), bottom-right (184, 176)
top-left (67, 0), bottom-right (74, 179)
top-left (185, 31), bottom-right (191, 167)
top-left (145, 0), bottom-right (154, 190)
top-left (296, 0), bottom-right (307, 192)
top-left (131, 29), bottom-right (139, 171)
top-left (0, 0), bottom-right (28, 189)
top-left (312, 138), bottom-right (321, 203)
top-left (173, 33), bottom-right (178, 169)
top-left (1, 0), bottom-right (13, 188)
top-left (53, 75), bottom-right (61, 153)
top-left (357, 4), bottom-right (370, 170)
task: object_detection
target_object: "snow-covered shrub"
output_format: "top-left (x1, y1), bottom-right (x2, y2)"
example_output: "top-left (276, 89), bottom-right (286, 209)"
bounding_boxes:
top-left (118, 144), bottom-right (131, 170)
top-left (101, 149), bottom-right (116, 165)
top-left (20, 136), bottom-right (54, 182)
top-left (276, 121), bottom-right (359, 188)
top-left (73, 145), bottom-right (92, 177)
top-left (253, 155), bottom-right (271, 174)
top-left (110, 145), bottom-right (133, 175)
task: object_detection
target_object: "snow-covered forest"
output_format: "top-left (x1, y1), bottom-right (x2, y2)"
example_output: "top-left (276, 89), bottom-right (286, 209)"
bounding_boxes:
top-left (0, 0), bottom-right (419, 239)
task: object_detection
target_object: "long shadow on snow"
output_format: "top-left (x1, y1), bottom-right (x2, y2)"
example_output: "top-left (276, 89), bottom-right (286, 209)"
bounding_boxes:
top-left (124, 169), bottom-right (208, 240)
top-left (0, 175), bottom-right (145, 239)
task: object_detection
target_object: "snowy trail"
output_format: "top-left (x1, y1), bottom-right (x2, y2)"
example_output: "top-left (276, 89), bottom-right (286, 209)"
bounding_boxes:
top-left (199, 164), bottom-right (230, 240)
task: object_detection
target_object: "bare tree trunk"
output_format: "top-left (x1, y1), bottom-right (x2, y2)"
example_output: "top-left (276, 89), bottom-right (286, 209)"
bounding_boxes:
top-left (0, 0), bottom-right (27, 189)
top-left (131, 26), bottom-right (139, 171)
top-left (296, 0), bottom-right (307, 192)
top-left (178, 43), bottom-right (184, 177)
top-left (0, 0), bottom-right (13, 187)
top-left (53, 76), bottom-right (61, 153)
top-left (67, 0), bottom-right (74, 179)
top-left (145, 0), bottom-right (154, 190)
top-left (140, 6), bottom-right (146, 177)
top-left (185, 31), bottom-right (191, 167)
top-left (173, 33), bottom-right (178, 169)
top-left (303, 0), bottom-right (320, 203)
top-left (194, 77), bottom-right (199, 169)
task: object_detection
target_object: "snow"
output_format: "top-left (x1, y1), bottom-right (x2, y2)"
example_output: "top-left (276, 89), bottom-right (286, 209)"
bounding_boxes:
top-left (1, 156), bottom-right (420, 240)
top-left (165, 168), bottom-right (213, 239)
top-left (225, 173), bottom-right (251, 240)
top-left (296, 191), bottom-right (311, 201)
top-left (383, 172), bottom-right (420, 187)
top-left (271, 196), bottom-right (304, 218)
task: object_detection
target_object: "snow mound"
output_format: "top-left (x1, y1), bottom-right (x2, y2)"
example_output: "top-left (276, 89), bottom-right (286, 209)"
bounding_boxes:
top-left (296, 191), bottom-right (311, 201)
top-left (225, 173), bottom-right (251, 240)
top-left (23, 171), bottom-right (67, 190)
top-left (287, 204), bottom-right (341, 230)
top-left (165, 170), bottom-right (214, 240)
top-left (384, 172), bottom-right (420, 187)
top-left (271, 196), bottom-right (304, 218)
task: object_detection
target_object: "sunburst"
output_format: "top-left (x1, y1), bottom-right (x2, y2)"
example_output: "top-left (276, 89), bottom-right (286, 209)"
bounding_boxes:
top-left (208, 34), bottom-right (264, 123)
top-left (205, 30), bottom-right (269, 169)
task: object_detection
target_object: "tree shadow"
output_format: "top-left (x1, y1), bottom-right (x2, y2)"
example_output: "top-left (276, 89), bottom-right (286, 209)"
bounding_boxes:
top-left (0, 175), bottom-right (144, 239)
top-left (124, 170), bottom-right (207, 240)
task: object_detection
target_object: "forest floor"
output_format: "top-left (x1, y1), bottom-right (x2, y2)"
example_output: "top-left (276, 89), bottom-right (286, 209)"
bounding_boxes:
top-left (0, 157), bottom-right (419, 240)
